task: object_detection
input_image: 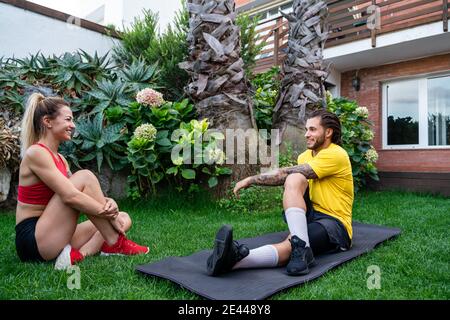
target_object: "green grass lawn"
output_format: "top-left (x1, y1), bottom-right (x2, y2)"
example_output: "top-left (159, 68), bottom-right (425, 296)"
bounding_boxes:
top-left (1, 188), bottom-right (449, 300)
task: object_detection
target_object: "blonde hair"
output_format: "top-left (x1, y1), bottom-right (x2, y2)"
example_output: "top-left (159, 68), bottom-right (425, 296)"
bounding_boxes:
top-left (20, 93), bottom-right (70, 157)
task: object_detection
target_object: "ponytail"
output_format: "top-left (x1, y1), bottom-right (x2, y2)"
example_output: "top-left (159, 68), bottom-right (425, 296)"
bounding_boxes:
top-left (21, 93), bottom-right (45, 157)
top-left (20, 93), bottom-right (69, 157)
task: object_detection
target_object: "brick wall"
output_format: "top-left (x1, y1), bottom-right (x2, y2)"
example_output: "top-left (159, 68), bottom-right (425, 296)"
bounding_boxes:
top-left (341, 53), bottom-right (450, 173)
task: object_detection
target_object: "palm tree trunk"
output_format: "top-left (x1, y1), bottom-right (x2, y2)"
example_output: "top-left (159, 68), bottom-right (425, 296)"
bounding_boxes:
top-left (273, 0), bottom-right (329, 155)
top-left (180, 0), bottom-right (258, 195)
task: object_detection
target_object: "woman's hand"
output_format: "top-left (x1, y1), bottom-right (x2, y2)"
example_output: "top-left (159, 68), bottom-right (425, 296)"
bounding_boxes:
top-left (233, 177), bottom-right (253, 199)
top-left (98, 198), bottom-right (119, 220)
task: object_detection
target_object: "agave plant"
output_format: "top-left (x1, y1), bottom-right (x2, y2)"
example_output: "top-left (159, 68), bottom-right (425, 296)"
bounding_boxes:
top-left (74, 112), bottom-right (128, 172)
top-left (1, 89), bottom-right (26, 113)
top-left (0, 66), bottom-right (28, 90)
top-left (58, 140), bottom-right (82, 169)
top-left (50, 52), bottom-right (93, 95)
top-left (13, 53), bottom-right (54, 83)
top-left (78, 49), bottom-right (113, 82)
top-left (117, 59), bottom-right (160, 93)
top-left (86, 78), bottom-right (132, 114)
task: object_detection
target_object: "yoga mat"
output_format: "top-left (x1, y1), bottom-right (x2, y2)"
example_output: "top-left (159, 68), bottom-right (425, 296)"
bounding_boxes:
top-left (136, 222), bottom-right (401, 300)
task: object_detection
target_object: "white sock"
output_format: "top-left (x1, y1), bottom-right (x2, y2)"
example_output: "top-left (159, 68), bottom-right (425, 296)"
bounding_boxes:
top-left (285, 207), bottom-right (310, 247)
top-left (232, 245), bottom-right (279, 270)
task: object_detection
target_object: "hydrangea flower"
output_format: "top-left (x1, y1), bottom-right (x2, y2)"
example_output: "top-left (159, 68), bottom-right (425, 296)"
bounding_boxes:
top-left (362, 129), bottom-right (375, 141)
top-left (355, 106), bottom-right (369, 118)
top-left (172, 156), bottom-right (184, 166)
top-left (136, 88), bottom-right (164, 107)
top-left (205, 147), bottom-right (225, 165)
top-left (133, 123), bottom-right (157, 142)
top-left (365, 147), bottom-right (379, 163)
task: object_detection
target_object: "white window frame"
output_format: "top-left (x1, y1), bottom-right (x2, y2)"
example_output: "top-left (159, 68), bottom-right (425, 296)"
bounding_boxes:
top-left (382, 73), bottom-right (450, 150)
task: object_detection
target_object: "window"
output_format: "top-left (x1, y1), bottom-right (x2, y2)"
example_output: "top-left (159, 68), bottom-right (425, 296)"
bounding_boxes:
top-left (382, 74), bottom-right (450, 149)
top-left (428, 76), bottom-right (450, 146)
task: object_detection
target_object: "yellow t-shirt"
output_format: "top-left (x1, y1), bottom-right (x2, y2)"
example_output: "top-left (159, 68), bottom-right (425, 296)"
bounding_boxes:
top-left (297, 143), bottom-right (354, 239)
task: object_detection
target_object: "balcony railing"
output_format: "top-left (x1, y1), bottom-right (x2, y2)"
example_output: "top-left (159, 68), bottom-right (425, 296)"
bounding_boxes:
top-left (253, 0), bottom-right (449, 73)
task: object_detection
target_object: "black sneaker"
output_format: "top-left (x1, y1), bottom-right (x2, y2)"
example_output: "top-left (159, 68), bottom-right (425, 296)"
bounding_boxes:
top-left (206, 225), bottom-right (249, 276)
top-left (286, 235), bottom-right (315, 276)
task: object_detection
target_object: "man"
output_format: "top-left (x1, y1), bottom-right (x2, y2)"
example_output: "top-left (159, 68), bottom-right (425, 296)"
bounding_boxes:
top-left (207, 109), bottom-right (354, 276)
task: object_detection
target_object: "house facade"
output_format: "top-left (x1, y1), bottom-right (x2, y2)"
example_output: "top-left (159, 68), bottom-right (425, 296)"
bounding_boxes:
top-left (237, 0), bottom-right (450, 196)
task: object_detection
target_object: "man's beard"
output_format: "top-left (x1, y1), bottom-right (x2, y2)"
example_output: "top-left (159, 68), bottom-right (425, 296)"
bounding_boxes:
top-left (308, 133), bottom-right (326, 151)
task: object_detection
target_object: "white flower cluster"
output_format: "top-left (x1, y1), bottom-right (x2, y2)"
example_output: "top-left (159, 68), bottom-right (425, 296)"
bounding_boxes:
top-left (355, 106), bottom-right (369, 118)
top-left (365, 147), bottom-right (379, 163)
top-left (136, 88), bottom-right (164, 107)
top-left (206, 147), bottom-right (225, 165)
top-left (362, 129), bottom-right (375, 141)
top-left (133, 123), bottom-right (157, 142)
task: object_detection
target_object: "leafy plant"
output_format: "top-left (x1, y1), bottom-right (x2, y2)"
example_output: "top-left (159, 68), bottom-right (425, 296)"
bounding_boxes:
top-left (251, 66), bottom-right (281, 131)
top-left (126, 123), bottom-right (168, 197)
top-left (112, 4), bottom-right (190, 101)
top-left (117, 58), bottom-right (160, 93)
top-left (50, 52), bottom-right (92, 95)
top-left (1, 89), bottom-right (26, 113)
top-left (326, 93), bottom-right (379, 191)
top-left (86, 78), bottom-right (131, 114)
top-left (105, 105), bottom-right (125, 124)
top-left (58, 140), bottom-right (82, 170)
top-left (236, 14), bottom-right (266, 78)
top-left (0, 67), bottom-right (28, 90)
top-left (166, 119), bottom-right (229, 192)
top-left (74, 112), bottom-right (128, 172)
top-left (13, 53), bottom-right (52, 83)
top-left (78, 49), bottom-right (113, 83)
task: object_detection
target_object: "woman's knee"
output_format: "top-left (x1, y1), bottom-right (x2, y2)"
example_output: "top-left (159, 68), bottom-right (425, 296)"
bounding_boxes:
top-left (119, 211), bottom-right (132, 231)
top-left (70, 170), bottom-right (99, 189)
top-left (284, 173), bottom-right (308, 190)
top-left (73, 169), bottom-right (97, 181)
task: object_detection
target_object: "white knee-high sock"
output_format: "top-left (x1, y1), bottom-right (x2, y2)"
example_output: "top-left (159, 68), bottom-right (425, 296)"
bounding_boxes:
top-left (285, 207), bottom-right (310, 247)
top-left (232, 245), bottom-right (279, 270)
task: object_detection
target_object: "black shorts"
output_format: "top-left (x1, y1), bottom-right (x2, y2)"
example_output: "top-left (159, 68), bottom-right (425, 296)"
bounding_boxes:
top-left (282, 189), bottom-right (351, 255)
top-left (15, 217), bottom-right (45, 262)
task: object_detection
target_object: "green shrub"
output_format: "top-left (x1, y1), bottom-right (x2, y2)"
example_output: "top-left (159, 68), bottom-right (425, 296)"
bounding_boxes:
top-left (251, 66), bottom-right (281, 131)
top-left (326, 93), bottom-right (379, 191)
top-left (70, 112), bottom-right (128, 172)
top-left (113, 6), bottom-right (189, 101)
top-left (236, 14), bottom-right (266, 78)
top-left (124, 94), bottom-right (231, 199)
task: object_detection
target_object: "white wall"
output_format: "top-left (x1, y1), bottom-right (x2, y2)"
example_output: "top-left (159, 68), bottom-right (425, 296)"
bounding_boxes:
top-left (27, 0), bottom-right (183, 32)
top-left (144, 0), bottom-right (183, 33)
top-left (120, 0), bottom-right (183, 32)
top-left (0, 3), bottom-right (117, 59)
top-left (326, 67), bottom-right (341, 97)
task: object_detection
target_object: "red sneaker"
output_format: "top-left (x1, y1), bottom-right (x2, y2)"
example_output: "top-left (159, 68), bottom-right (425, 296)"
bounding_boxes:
top-left (100, 234), bottom-right (149, 256)
top-left (54, 244), bottom-right (84, 270)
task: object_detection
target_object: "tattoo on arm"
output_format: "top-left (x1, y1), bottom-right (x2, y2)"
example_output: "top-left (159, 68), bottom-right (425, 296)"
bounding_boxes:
top-left (282, 164), bottom-right (318, 179)
top-left (248, 164), bottom-right (318, 187)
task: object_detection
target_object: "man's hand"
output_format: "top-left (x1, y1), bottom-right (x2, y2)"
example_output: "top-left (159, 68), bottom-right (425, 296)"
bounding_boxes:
top-left (233, 177), bottom-right (253, 199)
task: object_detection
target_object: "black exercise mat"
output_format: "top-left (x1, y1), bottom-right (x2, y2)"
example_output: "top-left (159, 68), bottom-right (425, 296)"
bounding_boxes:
top-left (136, 222), bottom-right (401, 300)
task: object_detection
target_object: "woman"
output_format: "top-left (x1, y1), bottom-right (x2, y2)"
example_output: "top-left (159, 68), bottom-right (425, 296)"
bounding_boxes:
top-left (15, 93), bottom-right (149, 270)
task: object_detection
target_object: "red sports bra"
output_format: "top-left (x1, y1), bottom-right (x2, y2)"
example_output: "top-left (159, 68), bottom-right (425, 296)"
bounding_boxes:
top-left (17, 143), bottom-right (69, 206)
